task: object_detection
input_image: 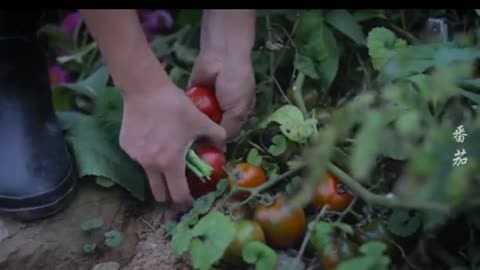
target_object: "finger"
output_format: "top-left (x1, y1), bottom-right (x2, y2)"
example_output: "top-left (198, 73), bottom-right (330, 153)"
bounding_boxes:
top-left (145, 169), bottom-right (169, 202)
top-left (199, 118), bottom-right (227, 151)
top-left (220, 98), bottom-right (255, 141)
top-left (162, 155), bottom-right (194, 210)
top-left (188, 59), bottom-right (221, 89)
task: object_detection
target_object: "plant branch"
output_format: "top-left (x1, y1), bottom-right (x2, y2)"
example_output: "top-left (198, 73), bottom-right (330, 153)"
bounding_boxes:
top-left (289, 205), bottom-right (329, 270)
top-left (327, 162), bottom-right (451, 213)
top-left (293, 71), bottom-right (308, 118)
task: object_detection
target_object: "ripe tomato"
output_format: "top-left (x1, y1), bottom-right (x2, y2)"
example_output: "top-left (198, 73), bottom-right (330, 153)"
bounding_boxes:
top-left (187, 145), bottom-right (226, 198)
top-left (223, 220), bottom-right (266, 265)
top-left (228, 163), bottom-right (267, 199)
top-left (186, 86), bottom-right (222, 124)
top-left (253, 195), bottom-right (306, 249)
top-left (312, 172), bottom-right (353, 212)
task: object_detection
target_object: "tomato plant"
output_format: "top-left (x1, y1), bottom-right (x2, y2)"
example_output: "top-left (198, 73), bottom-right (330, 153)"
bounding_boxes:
top-left (322, 237), bottom-right (359, 270)
top-left (223, 220), bottom-right (266, 265)
top-left (253, 195), bottom-right (306, 249)
top-left (186, 86), bottom-right (222, 123)
top-left (228, 163), bottom-right (267, 199)
top-left (312, 172), bottom-right (354, 212)
top-left (187, 145), bottom-right (226, 198)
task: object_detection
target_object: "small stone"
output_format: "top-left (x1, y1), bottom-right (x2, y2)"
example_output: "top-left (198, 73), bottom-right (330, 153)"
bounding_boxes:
top-left (92, 262), bottom-right (120, 270)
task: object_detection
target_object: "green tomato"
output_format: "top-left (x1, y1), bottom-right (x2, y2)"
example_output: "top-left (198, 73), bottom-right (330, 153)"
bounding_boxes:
top-left (223, 220), bottom-right (266, 266)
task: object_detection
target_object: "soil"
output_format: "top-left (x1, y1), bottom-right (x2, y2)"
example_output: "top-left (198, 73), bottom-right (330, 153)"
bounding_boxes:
top-left (0, 181), bottom-right (192, 270)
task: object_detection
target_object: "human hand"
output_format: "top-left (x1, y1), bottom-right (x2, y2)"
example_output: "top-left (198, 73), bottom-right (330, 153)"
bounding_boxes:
top-left (119, 81), bottom-right (226, 209)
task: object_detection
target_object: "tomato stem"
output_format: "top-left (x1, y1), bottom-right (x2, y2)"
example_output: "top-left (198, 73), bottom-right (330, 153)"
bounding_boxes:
top-left (327, 162), bottom-right (451, 213)
top-left (186, 160), bottom-right (206, 182)
top-left (187, 149), bottom-right (213, 179)
top-left (292, 71), bottom-right (308, 119)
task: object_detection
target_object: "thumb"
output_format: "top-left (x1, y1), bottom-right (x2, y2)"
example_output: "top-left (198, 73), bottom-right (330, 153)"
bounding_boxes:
top-left (188, 60), bottom-right (220, 89)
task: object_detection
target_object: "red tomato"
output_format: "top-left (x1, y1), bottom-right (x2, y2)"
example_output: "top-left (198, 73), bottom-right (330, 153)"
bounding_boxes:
top-left (312, 172), bottom-right (354, 212)
top-left (187, 145), bottom-right (227, 198)
top-left (186, 86), bottom-right (222, 124)
top-left (228, 163), bottom-right (267, 199)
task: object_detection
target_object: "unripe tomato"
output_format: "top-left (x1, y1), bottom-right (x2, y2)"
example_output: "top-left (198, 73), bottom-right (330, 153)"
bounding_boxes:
top-left (223, 220), bottom-right (266, 265)
top-left (312, 172), bottom-right (353, 212)
top-left (211, 196), bottom-right (253, 221)
top-left (186, 86), bottom-right (222, 123)
top-left (228, 163), bottom-right (267, 199)
top-left (187, 145), bottom-right (226, 198)
top-left (322, 237), bottom-right (359, 270)
top-left (254, 195), bottom-right (306, 249)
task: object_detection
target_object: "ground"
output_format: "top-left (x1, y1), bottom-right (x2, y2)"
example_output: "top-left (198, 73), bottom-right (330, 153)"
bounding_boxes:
top-left (0, 181), bottom-right (192, 270)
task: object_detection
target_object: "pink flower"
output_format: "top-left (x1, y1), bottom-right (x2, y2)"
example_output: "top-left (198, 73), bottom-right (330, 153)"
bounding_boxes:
top-left (48, 65), bottom-right (71, 86)
top-left (137, 10), bottom-right (173, 39)
top-left (61, 11), bottom-right (83, 37)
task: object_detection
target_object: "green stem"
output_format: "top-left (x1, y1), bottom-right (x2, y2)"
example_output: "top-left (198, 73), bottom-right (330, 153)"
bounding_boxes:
top-left (336, 196), bottom-right (358, 222)
top-left (327, 162), bottom-right (450, 213)
top-left (293, 71), bottom-right (308, 119)
top-left (265, 12), bottom-right (275, 114)
top-left (186, 161), bottom-right (205, 182)
top-left (387, 21), bottom-right (420, 44)
top-left (187, 150), bottom-right (213, 179)
top-left (289, 205), bottom-right (329, 270)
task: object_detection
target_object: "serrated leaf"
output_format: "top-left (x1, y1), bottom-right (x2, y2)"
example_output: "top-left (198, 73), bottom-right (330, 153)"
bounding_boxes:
top-left (367, 27), bottom-right (407, 71)
top-left (180, 211), bottom-right (199, 226)
top-left (193, 193), bottom-right (216, 215)
top-left (261, 105), bottom-right (315, 143)
top-left (326, 9), bottom-right (366, 45)
top-left (268, 135), bottom-right (287, 156)
top-left (380, 128), bottom-right (409, 160)
top-left (294, 54), bottom-right (319, 79)
top-left (247, 148), bottom-right (263, 166)
top-left (242, 241), bottom-right (278, 270)
top-left (163, 220), bottom-right (178, 236)
top-left (80, 217), bottom-right (104, 232)
top-left (64, 115), bottom-right (146, 200)
top-left (190, 211), bottom-right (236, 270)
top-left (387, 209), bottom-right (421, 237)
top-left (92, 87), bottom-right (124, 143)
top-left (104, 230), bottom-right (125, 248)
top-left (96, 177), bottom-right (115, 188)
top-left (82, 243), bottom-right (96, 254)
top-left (351, 111), bottom-right (384, 180)
top-left (171, 229), bottom-right (194, 256)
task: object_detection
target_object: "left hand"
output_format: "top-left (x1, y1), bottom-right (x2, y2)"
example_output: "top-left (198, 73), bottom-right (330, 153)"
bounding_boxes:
top-left (189, 51), bottom-right (256, 141)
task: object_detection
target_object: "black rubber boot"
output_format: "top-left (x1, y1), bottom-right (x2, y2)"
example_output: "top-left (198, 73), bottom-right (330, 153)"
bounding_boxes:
top-left (0, 11), bottom-right (78, 221)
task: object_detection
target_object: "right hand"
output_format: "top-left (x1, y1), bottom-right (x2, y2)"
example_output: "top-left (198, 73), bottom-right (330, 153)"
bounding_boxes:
top-left (118, 82), bottom-right (226, 210)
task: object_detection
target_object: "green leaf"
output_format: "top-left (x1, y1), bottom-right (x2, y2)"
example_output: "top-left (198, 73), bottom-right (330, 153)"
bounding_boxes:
top-left (171, 229), bottom-right (194, 256)
top-left (421, 210), bottom-right (450, 231)
top-left (380, 128), bottom-right (409, 160)
top-left (268, 135), bottom-right (288, 156)
top-left (190, 211), bottom-right (236, 270)
top-left (360, 241), bottom-right (388, 256)
top-left (82, 243), bottom-right (97, 254)
top-left (294, 54), bottom-right (320, 79)
top-left (51, 87), bottom-right (76, 112)
top-left (64, 115), bottom-right (146, 200)
top-left (316, 27), bottom-right (340, 91)
top-left (242, 241), bottom-right (278, 270)
top-left (434, 47), bottom-right (480, 68)
top-left (388, 209), bottom-right (421, 237)
top-left (96, 177), bottom-right (116, 188)
top-left (309, 221), bottom-right (334, 252)
top-left (193, 193), bottom-right (216, 215)
top-left (104, 230), bottom-right (125, 248)
top-left (177, 9), bottom-right (203, 27)
top-left (332, 222), bottom-right (354, 235)
top-left (59, 65), bottom-right (109, 99)
top-left (462, 90), bottom-right (480, 104)
top-left (351, 111), bottom-right (384, 180)
top-left (92, 86), bottom-right (124, 143)
top-left (215, 179), bottom-right (229, 197)
top-left (80, 217), bottom-right (104, 232)
top-left (367, 27), bottom-right (407, 71)
top-left (174, 43), bottom-right (198, 64)
top-left (56, 111), bottom-right (84, 131)
top-left (261, 105), bottom-right (316, 143)
top-left (336, 241), bottom-right (390, 270)
top-left (163, 220), bottom-right (178, 236)
top-left (476, 9), bottom-right (480, 16)
top-left (180, 211), bottom-right (199, 226)
top-left (247, 148), bottom-right (263, 166)
top-left (326, 9), bottom-right (366, 45)
top-left (353, 10), bottom-right (386, 22)
top-left (460, 79), bottom-right (480, 92)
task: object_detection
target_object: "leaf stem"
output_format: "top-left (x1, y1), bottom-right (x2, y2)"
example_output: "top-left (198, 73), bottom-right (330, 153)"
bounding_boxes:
top-left (289, 205), bottom-right (329, 270)
top-left (327, 162), bottom-right (451, 213)
top-left (187, 149), bottom-right (213, 179)
top-left (293, 71), bottom-right (309, 119)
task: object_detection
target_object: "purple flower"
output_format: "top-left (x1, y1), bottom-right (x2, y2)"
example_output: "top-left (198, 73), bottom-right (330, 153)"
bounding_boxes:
top-left (48, 65), bottom-right (71, 86)
top-left (137, 10), bottom-right (173, 39)
top-left (61, 11), bottom-right (83, 37)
